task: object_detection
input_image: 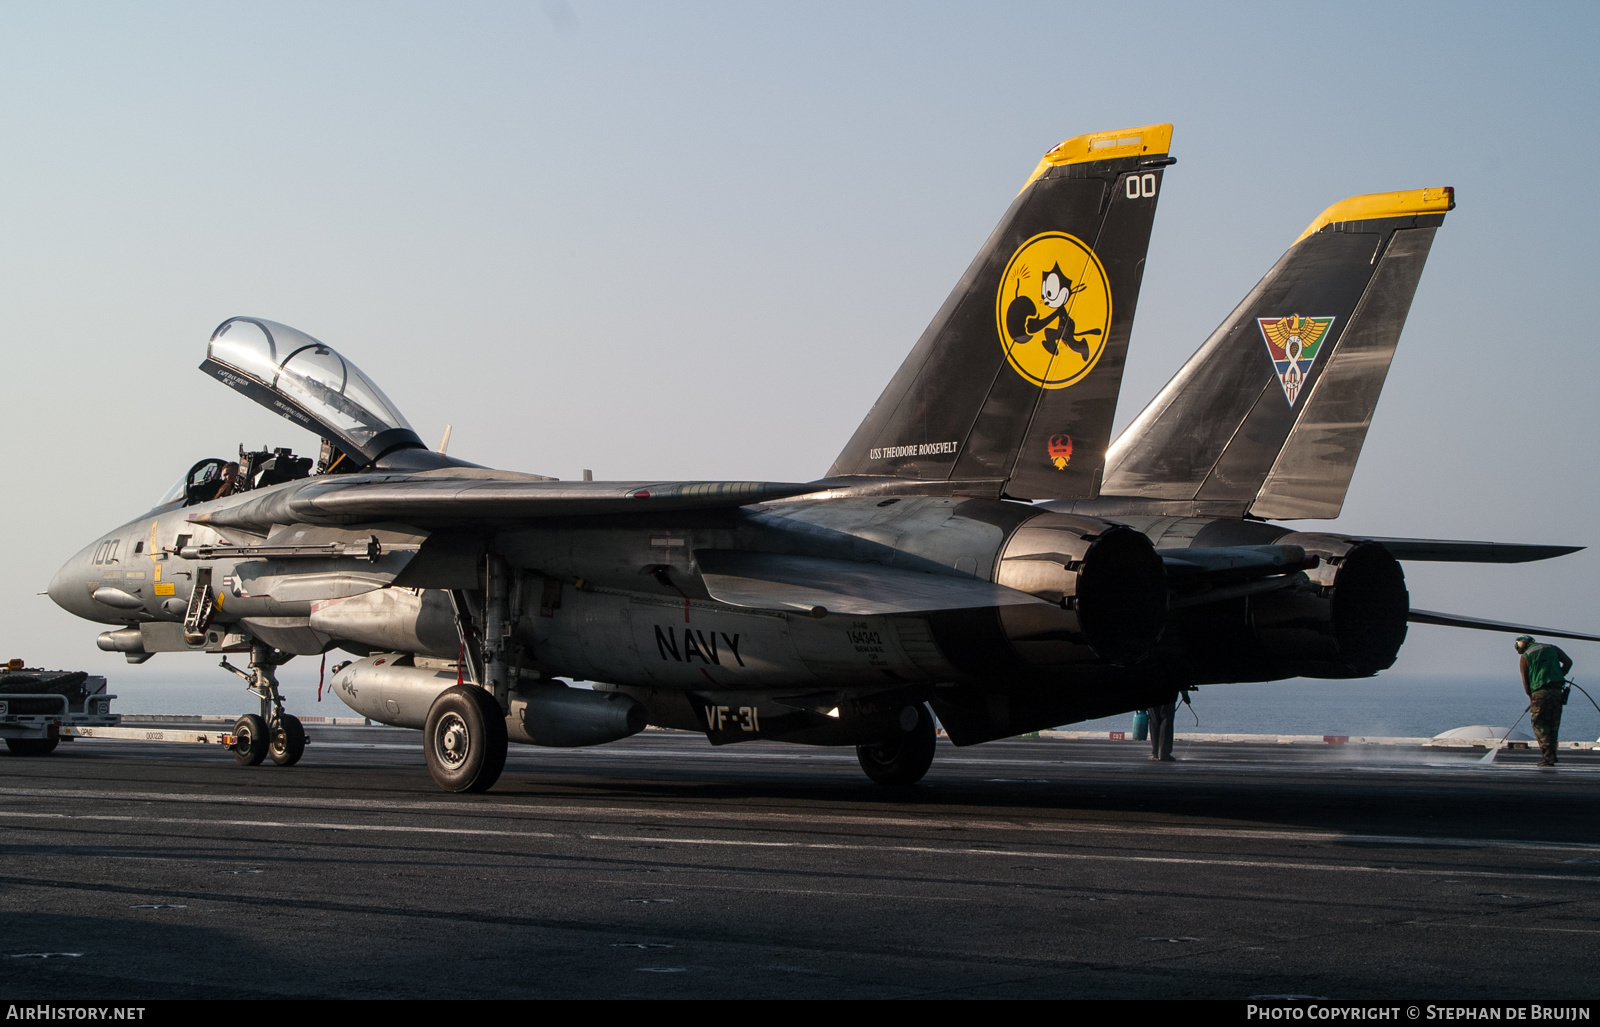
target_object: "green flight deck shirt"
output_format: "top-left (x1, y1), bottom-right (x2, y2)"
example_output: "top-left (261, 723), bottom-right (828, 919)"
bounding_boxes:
top-left (1522, 644), bottom-right (1573, 693)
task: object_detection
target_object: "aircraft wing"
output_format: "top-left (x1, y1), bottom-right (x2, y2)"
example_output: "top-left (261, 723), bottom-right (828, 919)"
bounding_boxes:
top-left (1407, 609), bottom-right (1600, 643)
top-left (190, 477), bottom-right (827, 531)
top-left (695, 550), bottom-right (1051, 616)
top-left (1369, 538), bottom-right (1583, 563)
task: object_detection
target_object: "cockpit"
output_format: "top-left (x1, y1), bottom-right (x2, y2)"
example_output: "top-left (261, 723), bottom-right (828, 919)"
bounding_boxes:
top-left (159, 447), bottom-right (319, 508)
top-left (162, 317), bottom-right (441, 508)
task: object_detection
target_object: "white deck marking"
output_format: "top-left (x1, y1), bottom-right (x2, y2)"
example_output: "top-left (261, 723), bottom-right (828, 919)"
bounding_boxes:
top-left (1460, 925), bottom-right (1600, 935)
top-left (6, 805), bottom-right (1591, 883)
top-left (584, 834), bottom-right (1600, 884)
top-left (72, 735), bottom-right (1600, 776)
top-left (0, 810), bottom-right (554, 840)
top-left (2, 785), bottom-right (1598, 853)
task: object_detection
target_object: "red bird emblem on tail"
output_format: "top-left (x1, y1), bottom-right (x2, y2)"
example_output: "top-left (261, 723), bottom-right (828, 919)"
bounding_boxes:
top-left (1047, 434), bottom-right (1073, 470)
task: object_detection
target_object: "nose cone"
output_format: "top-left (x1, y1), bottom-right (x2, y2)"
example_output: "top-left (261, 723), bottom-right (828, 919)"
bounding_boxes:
top-left (48, 549), bottom-right (97, 621)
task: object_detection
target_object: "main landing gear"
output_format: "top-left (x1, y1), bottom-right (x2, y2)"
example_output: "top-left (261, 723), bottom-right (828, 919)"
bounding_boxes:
top-left (423, 685), bottom-right (508, 793)
top-left (856, 702), bottom-right (937, 786)
top-left (222, 644), bottom-right (306, 768)
top-left (420, 558), bottom-right (514, 793)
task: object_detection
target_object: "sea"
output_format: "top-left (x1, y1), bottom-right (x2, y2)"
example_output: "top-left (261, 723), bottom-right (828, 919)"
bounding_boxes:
top-left (101, 666), bottom-right (1600, 742)
top-left (1069, 674), bottom-right (1600, 740)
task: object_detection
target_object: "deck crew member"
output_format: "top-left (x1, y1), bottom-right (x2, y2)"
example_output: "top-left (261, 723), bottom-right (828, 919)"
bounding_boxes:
top-left (1516, 635), bottom-right (1572, 767)
top-left (1147, 698), bottom-right (1177, 762)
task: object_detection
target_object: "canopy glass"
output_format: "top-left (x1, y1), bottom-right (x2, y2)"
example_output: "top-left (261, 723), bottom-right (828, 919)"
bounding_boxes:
top-left (203, 317), bottom-right (418, 458)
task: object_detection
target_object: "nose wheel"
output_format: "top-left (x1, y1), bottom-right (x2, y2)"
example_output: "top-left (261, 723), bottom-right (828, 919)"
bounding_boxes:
top-left (270, 715), bottom-right (306, 766)
top-left (223, 645), bottom-right (308, 768)
top-left (232, 714), bottom-right (269, 766)
top-left (230, 712), bottom-right (304, 766)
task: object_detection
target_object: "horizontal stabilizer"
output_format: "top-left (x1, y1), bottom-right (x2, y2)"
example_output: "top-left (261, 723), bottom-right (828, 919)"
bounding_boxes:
top-left (1371, 538), bottom-right (1583, 564)
top-left (1408, 609), bottom-right (1600, 643)
top-left (191, 477), bottom-right (826, 531)
top-left (695, 550), bottom-right (1049, 617)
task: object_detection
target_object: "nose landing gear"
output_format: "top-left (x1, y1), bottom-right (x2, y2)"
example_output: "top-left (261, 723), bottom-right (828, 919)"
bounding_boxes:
top-left (222, 644), bottom-right (306, 768)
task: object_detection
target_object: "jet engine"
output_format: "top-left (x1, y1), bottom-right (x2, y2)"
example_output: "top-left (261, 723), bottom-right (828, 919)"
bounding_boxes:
top-left (1256, 533), bottom-right (1409, 676)
top-left (943, 513), bottom-right (1167, 671)
top-left (330, 654), bottom-right (647, 747)
top-left (1173, 533), bottom-right (1409, 681)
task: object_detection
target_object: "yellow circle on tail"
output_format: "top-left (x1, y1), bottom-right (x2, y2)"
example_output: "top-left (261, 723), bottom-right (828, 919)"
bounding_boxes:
top-left (995, 232), bottom-right (1112, 389)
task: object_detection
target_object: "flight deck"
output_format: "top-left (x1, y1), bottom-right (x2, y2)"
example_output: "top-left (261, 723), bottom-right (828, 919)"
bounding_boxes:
top-left (1, 731), bottom-right (1597, 999)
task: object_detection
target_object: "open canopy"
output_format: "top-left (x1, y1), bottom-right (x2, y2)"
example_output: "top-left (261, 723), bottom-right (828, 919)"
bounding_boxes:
top-left (201, 317), bottom-right (424, 463)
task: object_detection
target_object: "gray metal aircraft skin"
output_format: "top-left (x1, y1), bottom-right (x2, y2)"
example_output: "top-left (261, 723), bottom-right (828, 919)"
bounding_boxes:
top-left (52, 479), bottom-right (1168, 748)
top-left (45, 125), bottom-right (1598, 790)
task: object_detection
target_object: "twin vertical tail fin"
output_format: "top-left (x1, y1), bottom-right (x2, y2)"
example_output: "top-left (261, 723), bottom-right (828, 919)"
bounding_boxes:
top-left (829, 125), bottom-right (1173, 500)
top-left (1102, 187), bottom-right (1455, 518)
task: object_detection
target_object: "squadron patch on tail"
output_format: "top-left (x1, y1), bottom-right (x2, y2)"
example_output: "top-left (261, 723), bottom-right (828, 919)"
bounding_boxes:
top-left (997, 232), bottom-right (1112, 389)
top-left (1047, 434), bottom-right (1074, 470)
top-left (1258, 314), bottom-right (1335, 406)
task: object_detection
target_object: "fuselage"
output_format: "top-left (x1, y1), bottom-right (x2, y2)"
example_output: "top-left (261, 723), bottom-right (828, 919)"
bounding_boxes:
top-left (50, 482), bottom-right (1142, 686)
top-left (49, 459), bottom-right (1408, 746)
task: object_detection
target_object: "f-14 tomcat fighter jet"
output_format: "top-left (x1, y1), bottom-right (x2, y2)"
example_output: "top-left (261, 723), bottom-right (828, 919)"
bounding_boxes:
top-left (49, 124), bottom-right (1597, 792)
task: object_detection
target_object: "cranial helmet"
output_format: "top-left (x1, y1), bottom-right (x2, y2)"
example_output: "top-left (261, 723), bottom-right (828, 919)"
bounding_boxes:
top-left (1515, 635), bottom-right (1535, 652)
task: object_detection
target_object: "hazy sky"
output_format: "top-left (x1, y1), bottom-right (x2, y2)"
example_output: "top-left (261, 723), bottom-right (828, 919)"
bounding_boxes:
top-left (4, 1), bottom-right (1597, 703)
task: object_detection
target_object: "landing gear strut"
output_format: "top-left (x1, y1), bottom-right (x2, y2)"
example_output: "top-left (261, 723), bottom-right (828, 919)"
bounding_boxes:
top-left (426, 556), bottom-right (514, 792)
top-left (856, 702), bottom-right (937, 786)
top-left (222, 644), bottom-right (305, 768)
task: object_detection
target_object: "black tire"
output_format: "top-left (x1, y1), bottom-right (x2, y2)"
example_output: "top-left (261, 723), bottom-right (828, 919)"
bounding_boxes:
top-left (856, 702), bottom-right (937, 786)
top-left (269, 714), bottom-right (306, 766)
top-left (424, 685), bottom-right (508, 793)
top-left (6, 737), bottom-right (60, 756)
top-left (233, 714), bottom-right (268, 766)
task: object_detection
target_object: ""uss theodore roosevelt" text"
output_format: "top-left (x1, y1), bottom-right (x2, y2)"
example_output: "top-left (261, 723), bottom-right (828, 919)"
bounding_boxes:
top-left (869, 441), bottom-right (958, 460)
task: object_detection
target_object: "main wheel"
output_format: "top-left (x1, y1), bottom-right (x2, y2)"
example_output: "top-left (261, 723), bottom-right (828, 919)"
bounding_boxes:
top-left (269, 714), bottom-right (306, 766)
top-left (233, 714), bottom-right (268, 766)
top-left (5, 737), bottom-right (59, 756)
top-left (424, 685), bottom-right (508, 793)
top-left (856, 702), bottom-right (937, 786)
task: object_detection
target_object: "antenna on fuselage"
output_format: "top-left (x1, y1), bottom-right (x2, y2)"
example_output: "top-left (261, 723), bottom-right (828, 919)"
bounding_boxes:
top-left (437, 424), bottom-right (453, 454)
